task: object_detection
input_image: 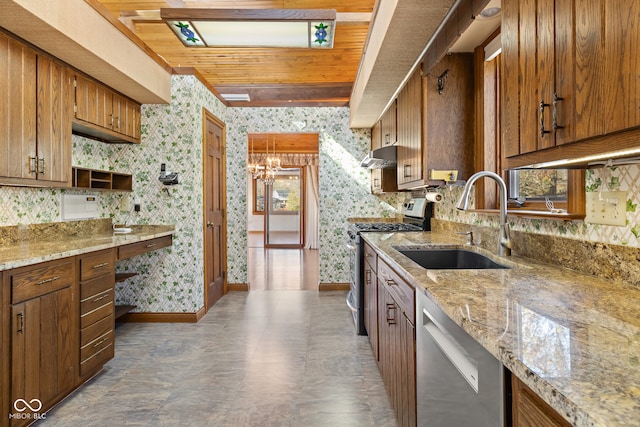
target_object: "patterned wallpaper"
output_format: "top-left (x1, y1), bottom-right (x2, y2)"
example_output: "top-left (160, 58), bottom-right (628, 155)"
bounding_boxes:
top-left (225, 107), bottom-right (403, 284)
top-left (3, 73), bottom-right (640, 312)
top-left (434, 165), bottom-right (640, 248)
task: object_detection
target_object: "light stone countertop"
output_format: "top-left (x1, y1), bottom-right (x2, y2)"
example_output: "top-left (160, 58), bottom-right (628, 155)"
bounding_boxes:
top-left (362, 231), bottom-right (640, 427)
top-left (0, 225), bottom-right (175, 271)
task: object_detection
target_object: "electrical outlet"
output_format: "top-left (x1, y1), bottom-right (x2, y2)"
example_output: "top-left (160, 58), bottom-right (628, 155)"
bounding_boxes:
top-left (585, 191), bottom-right (627, 226)
top-left (120, 196), bottom-right (131, 211)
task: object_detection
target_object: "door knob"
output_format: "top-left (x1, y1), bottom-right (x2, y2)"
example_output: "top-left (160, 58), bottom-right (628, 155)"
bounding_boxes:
top-left (206, 222), bottom-right (214, 228)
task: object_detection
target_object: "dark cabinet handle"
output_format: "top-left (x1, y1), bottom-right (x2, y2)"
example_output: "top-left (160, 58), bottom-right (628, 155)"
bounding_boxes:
top-left (17, 312), bottom-right (24, 333)
top-left (386, 303), bottom-right (396, 324)
top-left (373, 178), bottom-right (380, 188)
top-left (28, 156), bottom-right (37, 174)
top-left (365, 270), bottom-right (371, 285)
top-left (553, 93), bottom-right (564, 132)
top-left (539, 100), bottom-right (551, 138)
top-left (403, 164), bottom-right (411, 178)
top-left (38, 157), bottom-right (45, 174)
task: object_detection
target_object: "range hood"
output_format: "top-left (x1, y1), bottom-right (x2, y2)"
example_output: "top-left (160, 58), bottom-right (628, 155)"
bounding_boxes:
top-left (360, 145), bottom-right (397, 169)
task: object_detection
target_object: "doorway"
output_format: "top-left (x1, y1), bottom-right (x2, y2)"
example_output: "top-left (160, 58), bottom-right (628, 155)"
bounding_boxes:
top-left (246, 133), bottom-right (319, 290)
top-left (203, 109), bottom-right (227, 310)
top-left (264, 167), bottom-right (304, 248)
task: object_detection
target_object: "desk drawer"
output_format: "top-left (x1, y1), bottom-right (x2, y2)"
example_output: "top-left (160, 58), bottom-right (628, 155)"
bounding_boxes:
top-left (81, 300), bottom-right (113, 329)
top-left (118, 235), bottom-right (172, 260)
top-left (81, 288), bottom-right (114, 317)
top-left (80, 273), bottom-right (114, 301)
top-left (11, 258), bottom-right (74, 304)
top-left (80, 331), bottom-right (114, 376)
top-left (81, 313), bottom-right (114, 347)
top-left (79, 249), bottom-right (115, 281)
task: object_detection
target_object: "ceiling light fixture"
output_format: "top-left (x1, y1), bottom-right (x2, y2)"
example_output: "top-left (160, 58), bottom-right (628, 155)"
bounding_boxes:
top-left (221, 93), bottom-right (251, 102)
top-left (161, 8), bottom-right (336, 49)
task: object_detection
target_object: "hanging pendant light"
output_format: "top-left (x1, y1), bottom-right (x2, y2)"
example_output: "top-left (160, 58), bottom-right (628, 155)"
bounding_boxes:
top-left (262, 134), bottom-right (276, 185)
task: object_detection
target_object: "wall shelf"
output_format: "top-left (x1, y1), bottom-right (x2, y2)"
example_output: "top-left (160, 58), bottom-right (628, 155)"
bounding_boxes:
top-left (72, 167), bottom-right (132, 191)
top-left (115, 305), bottom-right (137, 320)
top-left (115, 272), bottom-right (138, 282)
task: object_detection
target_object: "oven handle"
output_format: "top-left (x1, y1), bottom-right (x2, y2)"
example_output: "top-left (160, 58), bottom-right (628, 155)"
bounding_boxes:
top-left (346, 242), bottom-right (357, 251)
top-left (345, 291), bottom-right (358, 313)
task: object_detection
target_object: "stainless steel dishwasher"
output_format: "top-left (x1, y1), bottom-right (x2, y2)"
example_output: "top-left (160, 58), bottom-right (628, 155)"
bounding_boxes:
top-left (416, 290), bottom-right (504, 427)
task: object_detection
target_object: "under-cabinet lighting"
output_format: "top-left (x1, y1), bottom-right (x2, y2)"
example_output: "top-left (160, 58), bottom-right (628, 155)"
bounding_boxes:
top-left (522, 147), bottom-right (640, 168)
top-left (161, 9), bottom-right (336, 49)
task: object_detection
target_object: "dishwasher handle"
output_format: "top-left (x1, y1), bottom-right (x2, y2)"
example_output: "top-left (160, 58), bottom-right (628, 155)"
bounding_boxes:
top-left (423, 307), bottom-right (479, 392)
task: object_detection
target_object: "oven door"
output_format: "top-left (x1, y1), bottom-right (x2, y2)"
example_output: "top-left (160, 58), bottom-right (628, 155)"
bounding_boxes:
top-left (346, 233), bottom-right (366, 335)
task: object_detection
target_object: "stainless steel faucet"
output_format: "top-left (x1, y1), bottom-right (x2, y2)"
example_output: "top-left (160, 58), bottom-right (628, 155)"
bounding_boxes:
top-left (456, 171), bottom-right (512, 256)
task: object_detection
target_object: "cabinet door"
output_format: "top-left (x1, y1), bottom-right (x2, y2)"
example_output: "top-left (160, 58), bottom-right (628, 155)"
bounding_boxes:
top-left (512, 375), bottom-right (571, 427)
top-left (0, 33), bottom-right (37, 181)
top-left (124, 98), bottom-right (141, 140)
top-left (400, 314), bottom-right (416, 427)
top-left (74, 74), bottom-right (97, 125)
top-left (371, 120), bottom-right (382, 150)
top-left (603, 0), bottom-right (640, 134)
top-left (11, 286), bottom-right (75, 423)
top-left (381, 101), bottom-right (397, 146)
top-left (36, 56), bottom-right (73, 186)
top-left (397, 69), bottom-right (423, 189)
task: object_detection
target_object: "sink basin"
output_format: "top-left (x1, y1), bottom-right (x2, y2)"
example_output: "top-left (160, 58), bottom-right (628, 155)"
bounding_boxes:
top-left (397, 248), bottom-right (510, 270)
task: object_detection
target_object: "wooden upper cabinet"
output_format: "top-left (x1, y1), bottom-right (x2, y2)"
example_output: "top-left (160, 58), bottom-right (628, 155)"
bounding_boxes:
top-left (73, 74), bottom-right (141, 143)
top-left (0, 33), bottom-right (37, 182)
top-left (0, 32), bottom-right (72, 187)
top-left (37, 56), bottom-right (73, 186)
top-left (603, 2), bottom-right (640, 134)
top-left (381, 101), bottom-right (397, 146)
top-left (502, 0), bottom-right (640, 168)
top-left (394, 54), bottom-right (474, 190)
top-left (397, 68), bottom-right (423, 189)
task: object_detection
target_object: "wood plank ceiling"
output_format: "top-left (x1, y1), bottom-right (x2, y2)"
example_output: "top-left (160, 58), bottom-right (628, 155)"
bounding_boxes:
top-left (88, 0), bottom-right (375, 107)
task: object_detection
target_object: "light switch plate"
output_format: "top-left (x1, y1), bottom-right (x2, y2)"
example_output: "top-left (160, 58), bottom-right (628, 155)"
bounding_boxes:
top-left (585, 191), bottom-right (627, 226)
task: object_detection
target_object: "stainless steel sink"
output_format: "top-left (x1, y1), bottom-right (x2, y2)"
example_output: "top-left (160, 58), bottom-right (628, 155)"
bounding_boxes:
top-left (396, 248), bottom-right (510, 270)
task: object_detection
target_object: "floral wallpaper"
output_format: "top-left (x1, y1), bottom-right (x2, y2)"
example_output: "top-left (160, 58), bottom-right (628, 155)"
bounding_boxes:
top-left (434, 164), bottom-right (640, 249)
top-left (4, 72), bottom-right (640, 312)
top-left (224, 107), bottom-right (403, 284)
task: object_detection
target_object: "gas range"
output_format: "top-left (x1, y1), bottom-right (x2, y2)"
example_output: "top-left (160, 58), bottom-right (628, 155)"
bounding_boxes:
top-left (346, 197), bottom-right (435, 335)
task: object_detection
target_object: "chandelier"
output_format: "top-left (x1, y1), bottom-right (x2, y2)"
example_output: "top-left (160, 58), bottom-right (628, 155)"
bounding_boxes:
top-left (248, 134), bottom-right (281, 185)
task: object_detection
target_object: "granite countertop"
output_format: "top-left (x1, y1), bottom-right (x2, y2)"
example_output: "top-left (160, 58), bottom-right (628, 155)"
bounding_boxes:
top-left (362, 231), bottom-right (640, 427)
top-left (0, 224), bottom-right (175, 271)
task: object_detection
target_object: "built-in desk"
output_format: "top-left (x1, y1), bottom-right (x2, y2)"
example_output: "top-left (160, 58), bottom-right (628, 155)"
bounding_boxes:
top-left (0, 221), bottom-right (174, 427)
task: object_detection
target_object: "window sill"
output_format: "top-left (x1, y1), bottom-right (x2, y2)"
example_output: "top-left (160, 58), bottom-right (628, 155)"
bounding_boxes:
top-left (469, 208), bottom-right (585, 221)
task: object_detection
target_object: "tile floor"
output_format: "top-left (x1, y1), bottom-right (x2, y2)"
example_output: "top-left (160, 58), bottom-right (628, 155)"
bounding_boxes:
top-left (43, 290), bottom-right (397, 426)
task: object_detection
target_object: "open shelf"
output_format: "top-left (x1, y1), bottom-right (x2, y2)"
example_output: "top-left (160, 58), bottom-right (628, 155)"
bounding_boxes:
top-left (115, 272), bottom-right (138, 283)
top-left (115, 305), bottom-right (137, 320)
top-left (72, 167), bottom-right (132, 191)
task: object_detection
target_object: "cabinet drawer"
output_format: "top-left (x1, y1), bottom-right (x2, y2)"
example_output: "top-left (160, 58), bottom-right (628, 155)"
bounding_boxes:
top-left (81, 313), bottom-right (114, 347)
top-left (364, 243), bottom-right (377, 271)
top-left (81, 328), bottom-right (114, 361)
top-left (79, 249), bottom-right (115, 281)
top-left (80, 332), bottom-right (114, 377)
top-left (11, 258), bottom-right (74, 304)
top-left (80, 273), bottom-right (114, 301)
top-left (118, 235), bottom-right (172, 260)
top-left (81, 287), bottom-right (114, 317)
top-left (81, 300), bottom-right (113, 329)
top-left (378, 258), bottom-right (415, 324)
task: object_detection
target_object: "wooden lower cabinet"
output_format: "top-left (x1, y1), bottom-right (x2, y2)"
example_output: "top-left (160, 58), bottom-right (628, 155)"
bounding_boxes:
top-left (5, 258), bottom-right (77, 427)
top-left (377, 258), bottom-right (416, 427)
top-left (511, 375), bottom-right (571, 427)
